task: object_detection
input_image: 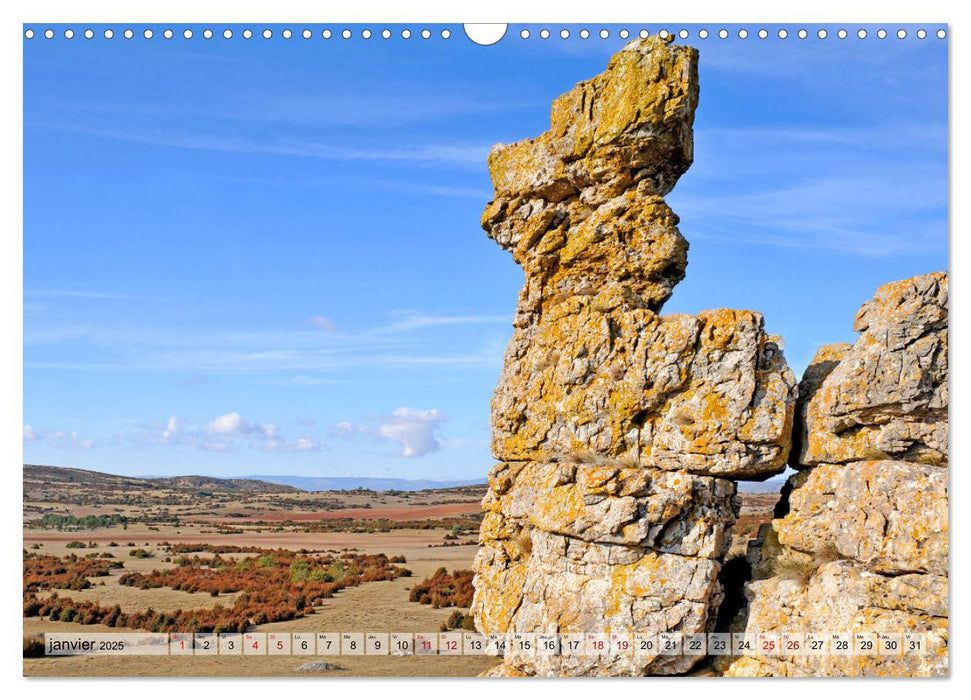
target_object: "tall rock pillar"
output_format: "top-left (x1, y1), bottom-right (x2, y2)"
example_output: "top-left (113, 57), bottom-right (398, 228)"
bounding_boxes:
top-left (471, 37), bottom-right (797, 677)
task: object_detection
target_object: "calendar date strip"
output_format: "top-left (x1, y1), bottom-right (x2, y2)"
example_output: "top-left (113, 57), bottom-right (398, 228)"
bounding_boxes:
top-left (42, 631), bottom-right (937, 657)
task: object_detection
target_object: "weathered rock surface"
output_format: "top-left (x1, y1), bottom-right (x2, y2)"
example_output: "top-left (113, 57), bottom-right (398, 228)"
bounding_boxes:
top-left (724, 559), bottom-right (947, 677)
top-left (794, 272), bottom-right (948, 468)
top-left (472, 36), bottom-right (797, 677)
top-left (474, 529), bottom-right (724, 676)
top-left (726, 272), bottom-right (949, 677)
top-left (493, 305), bottom-right (796, 478)
top-left (484, 35), bottom-right (797, 480)
top-left (776, 460), bottom-right (947, 576)
top-left (480, 462), bottom-right (736, 556)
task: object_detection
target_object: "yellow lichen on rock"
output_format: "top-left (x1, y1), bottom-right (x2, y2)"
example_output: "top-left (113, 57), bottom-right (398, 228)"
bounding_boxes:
top-left (728, 272), bottom-right (949, 678)
top-left (471, 36), bottom-right (798, 677)
top-left (796, 272), bottom-right (947, 468)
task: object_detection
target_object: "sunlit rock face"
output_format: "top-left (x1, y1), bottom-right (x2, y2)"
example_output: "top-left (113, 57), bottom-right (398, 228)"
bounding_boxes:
top-left (471, 36), bottom-right (798, 677)
top-left (724, 272), bottom-right (949, 678)
top-left (794, 272), bottom-right (948, 469)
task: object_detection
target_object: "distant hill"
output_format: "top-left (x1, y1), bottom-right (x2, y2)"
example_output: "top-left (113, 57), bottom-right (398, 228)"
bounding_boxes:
top-left (737, 474), bottom-right (787, 494)
top-left (23, 464), bottom-right (487, 494)
top-left (247, 475), bottom-right (487, 492)
top-left (23, 464), bottom-right (301, 494)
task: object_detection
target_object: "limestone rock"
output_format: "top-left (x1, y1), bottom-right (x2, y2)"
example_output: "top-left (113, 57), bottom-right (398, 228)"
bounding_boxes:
top-left (788, 343), bottom-right (850, 469)
top-left (722, 560), bottom-right (947, 677)
top-left (482, 37), bottom-right (699, 316)
top-left (484, 37), bottom-right (796, 480)
top-left (730, 272), bottom-right (949, 677)
top-left (776, 460), bottom-right (947, 576)
top-left (491, 287), bottom-right (797, 479)
top-left (473, 464), bottom-right (737, 674)
top-left (796, 272), bottom-right (948, 468)
top-left (482, 462), bottom-right (737, 557)
top-left (473, 528), bottom-right (724, 676)
top-left (473, 36), bottom-right (798, 678)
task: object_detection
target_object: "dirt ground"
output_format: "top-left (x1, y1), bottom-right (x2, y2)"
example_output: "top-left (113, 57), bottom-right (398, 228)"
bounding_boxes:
top-left (25, 523), bottom-right (469, 552)
top-left (195, 501), bottom-right (484, 523)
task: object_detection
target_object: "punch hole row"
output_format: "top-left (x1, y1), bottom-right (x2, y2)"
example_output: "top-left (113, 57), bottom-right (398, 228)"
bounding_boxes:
top-left (23, 26), bottom-right (948, 41)
top-left (519, 27), bottom-right (945, 40)
top-left (23, 27), bottom-right (454, 41)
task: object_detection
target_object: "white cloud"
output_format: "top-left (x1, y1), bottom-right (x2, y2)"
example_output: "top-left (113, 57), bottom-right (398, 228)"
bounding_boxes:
top-left (379, 408), bottom-right (446, 457)
top-left (265, 436), bottom-right (319, 453)
top-left (46, 430), bottom-right (95, 449)
top-left (206, 411), bottom-right (278, 439)
top-left (126, 412), bottom-right (319, 454)
top-left (295, 437), bottom-right (319, 451)
top-left (307, 315), bottom-right (338, 332)
top-left (334, 407), bottom-right (447, 458)
top-left (207, 411), bottom-right (243, 434)
top-left (162, 415), bottom-right (181, 440)
top-left (23, 424), bottom-right (95, 449)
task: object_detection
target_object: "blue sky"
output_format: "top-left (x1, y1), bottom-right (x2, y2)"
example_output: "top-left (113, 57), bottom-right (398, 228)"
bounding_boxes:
top-left (22, 24), bottom-right (948, 480)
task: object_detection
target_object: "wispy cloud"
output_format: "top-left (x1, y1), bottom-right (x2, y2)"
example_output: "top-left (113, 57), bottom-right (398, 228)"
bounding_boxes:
top-left (256, 375), bottom-right (349, 387)
top-left (370, 180), bottom-right (493, 200)
top-left (672, 122), bottom-right (948, 257)
top-left (43, 92), bottom-right (542, 130)
top-left (24, 310), bottom-right (509, 375)
top-left (334, 407), bottom-right (447, 458)
top-left (695, 123), bottom-right (946, 152)
top-left (24, 425), bottom-right (96, 449)
top-left (383, 312), bottom-right (510, 332)
top-left (307, 315), bottom-right (338, 332)
top-left (24, 289), bottom-right (162, 300)
top-left (698, 32), bottom-right (947, 89)
top-left (224, 94), bottom-right (544, 128)
top-left (30, 122), bottom-right (492, 169)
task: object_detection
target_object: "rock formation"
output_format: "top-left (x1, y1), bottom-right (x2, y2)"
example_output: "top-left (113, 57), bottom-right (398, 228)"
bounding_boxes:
top-left (471, 36), bottom-right (798, 677)
top-left (724, 272), bottom-right (949, 677)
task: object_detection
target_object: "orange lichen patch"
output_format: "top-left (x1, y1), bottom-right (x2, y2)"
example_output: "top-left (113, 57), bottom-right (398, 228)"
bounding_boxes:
top-left (604, 553), bottom-right (666, 618)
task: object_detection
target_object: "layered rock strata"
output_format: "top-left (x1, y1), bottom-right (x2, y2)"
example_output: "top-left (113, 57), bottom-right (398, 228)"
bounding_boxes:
top-left (471, 36), bottom-right (797, 677)
top-left (724, 272), bottom-right (949, 677)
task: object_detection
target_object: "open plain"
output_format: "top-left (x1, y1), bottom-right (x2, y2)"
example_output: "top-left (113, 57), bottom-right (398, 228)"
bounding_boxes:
top-left (23, 464), bottom-right (775, 677)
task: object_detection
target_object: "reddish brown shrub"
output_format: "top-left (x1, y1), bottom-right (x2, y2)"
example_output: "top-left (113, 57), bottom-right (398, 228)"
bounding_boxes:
top-left (408, 568), bottom-right (474, 608)
top-left (23, 548), bottom-right (409, 633)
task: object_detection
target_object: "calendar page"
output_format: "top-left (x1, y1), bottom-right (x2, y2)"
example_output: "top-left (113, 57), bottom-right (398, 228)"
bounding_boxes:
top-left (20, 13), bottom-right (949, 681)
